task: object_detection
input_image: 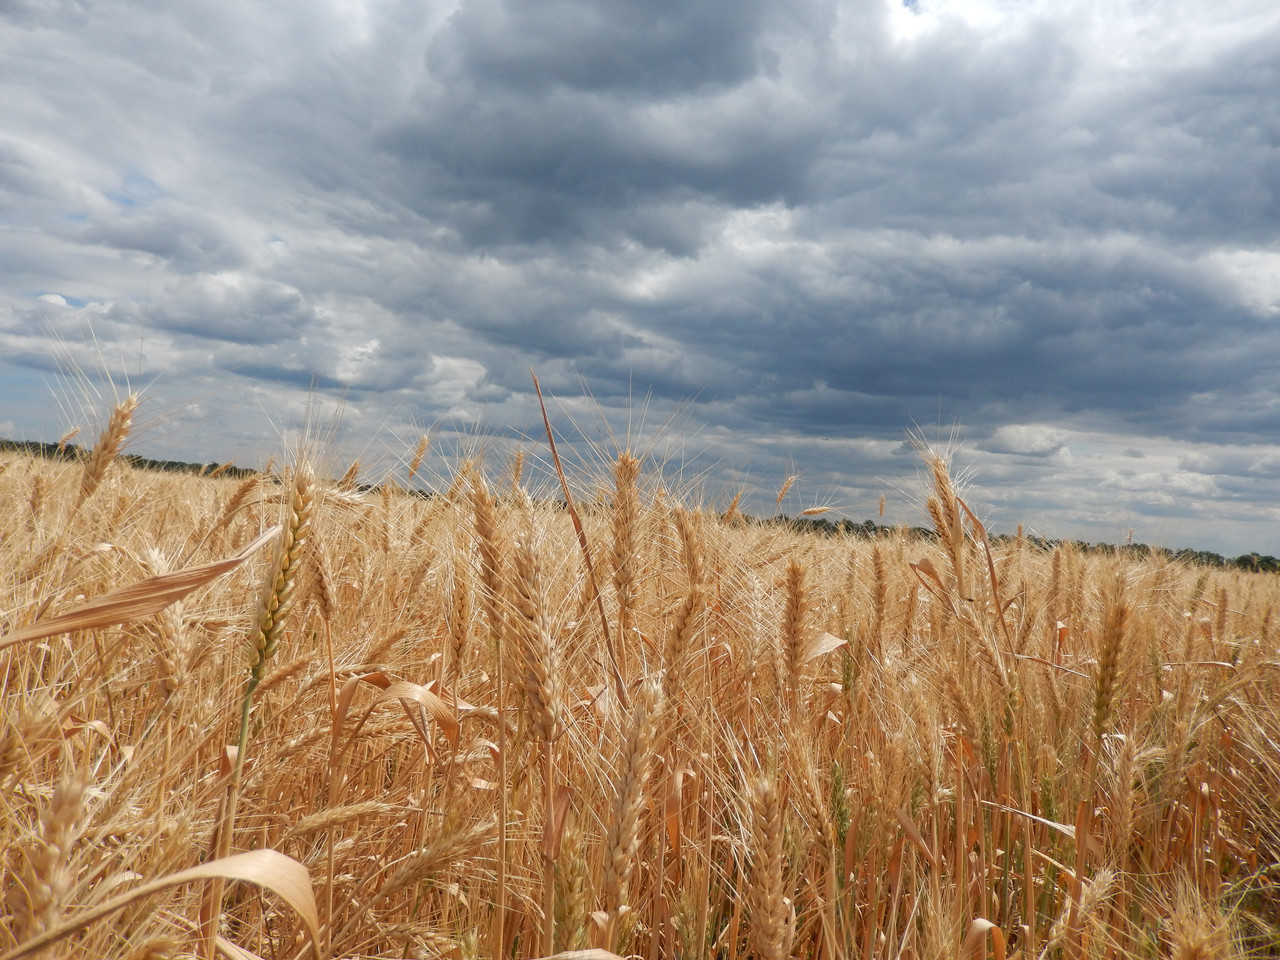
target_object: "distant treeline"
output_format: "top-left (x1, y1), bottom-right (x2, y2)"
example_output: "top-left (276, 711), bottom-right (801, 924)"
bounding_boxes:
top-left (0, 438), bottom-right (258, 480)
top-left (4, 436), bottom-right (1276, 573)
top-left (749, 509), bottom-right (1280, 574)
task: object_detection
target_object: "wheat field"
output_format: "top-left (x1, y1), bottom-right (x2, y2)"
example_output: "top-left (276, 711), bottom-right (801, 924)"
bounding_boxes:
top-left (2, 396), bottom-right (1278, 960)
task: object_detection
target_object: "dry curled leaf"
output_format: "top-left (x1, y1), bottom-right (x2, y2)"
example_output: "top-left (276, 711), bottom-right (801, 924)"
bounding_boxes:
top-left (0, 849), bottom-right (320, 960)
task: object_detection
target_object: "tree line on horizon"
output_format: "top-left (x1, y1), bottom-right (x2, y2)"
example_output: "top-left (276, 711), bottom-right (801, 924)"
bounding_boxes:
top-left (4, 435), bottom-right (1276, 573)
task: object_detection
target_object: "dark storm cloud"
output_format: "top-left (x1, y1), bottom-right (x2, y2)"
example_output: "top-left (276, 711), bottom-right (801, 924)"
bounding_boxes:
top-left (439, 0), bottom-right (774, 95)
top-left (375, 0), bottom-right (834, 247)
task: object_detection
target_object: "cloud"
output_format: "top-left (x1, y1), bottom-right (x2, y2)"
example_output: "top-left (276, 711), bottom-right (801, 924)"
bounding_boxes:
top-left (984, 424), bottom-right (1070, 458)
top-left (2, 0), bottom-right (1280, 555)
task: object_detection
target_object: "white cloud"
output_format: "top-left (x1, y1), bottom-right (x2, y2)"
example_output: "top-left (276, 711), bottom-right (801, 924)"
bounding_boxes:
top-left (986, 424), bottom-right (1069, 457)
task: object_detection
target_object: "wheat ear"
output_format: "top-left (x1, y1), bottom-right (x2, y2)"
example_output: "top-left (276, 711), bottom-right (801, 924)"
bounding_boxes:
top-left (77, 393), bottom-right (138, 507)
top-left (513, 521), bottom-right (565, 745)
top-left (1092, 569), bottom-right (1129, 751)
top-left (407, 434), bottom-right (430, 482)
top-left (748, 774), bottom-right (788, 960)
top-left (871, 543), bottom-right (887, 657)
top-left (780, 558), bottom-right (810, 707)
top-left (9, 775), bottom-right (87, 942)
top-left (664, 509), bottom-right (705, 701)
top-left (446, 544), bottom-right (473, 685)
top-left (247, 464), bottom-right (315, 686)
top-left (775, 474), bottom-right (798, 511)
top-left (723, 490), bottom-right (744, 525)
top-left (602, 677), bottom-right (663, 949)
top-left (513, 503), bottom-right (566, 957)
top-left (612, 451), bottom-right (642, 650)
top-left (927, 453), bottom-right (966, 600)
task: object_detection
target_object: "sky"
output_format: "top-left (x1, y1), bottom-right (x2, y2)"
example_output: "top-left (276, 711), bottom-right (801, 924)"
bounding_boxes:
top-left (2, 0), bottom-right (1279, 556)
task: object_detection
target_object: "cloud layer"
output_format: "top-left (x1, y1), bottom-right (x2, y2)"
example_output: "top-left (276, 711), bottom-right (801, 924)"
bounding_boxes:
top-left (3, 0), bottom-right (1279, 554)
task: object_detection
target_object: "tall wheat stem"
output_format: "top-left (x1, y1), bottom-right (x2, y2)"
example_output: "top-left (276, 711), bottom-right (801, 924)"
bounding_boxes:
top-left (203, 463), bottom-right (312, 958)
top-left (468, 468), bottom-right (510, 960)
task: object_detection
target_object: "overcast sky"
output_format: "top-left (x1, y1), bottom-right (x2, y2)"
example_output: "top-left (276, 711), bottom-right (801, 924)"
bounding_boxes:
top-left (3, 0), bottom-right (1279, 555)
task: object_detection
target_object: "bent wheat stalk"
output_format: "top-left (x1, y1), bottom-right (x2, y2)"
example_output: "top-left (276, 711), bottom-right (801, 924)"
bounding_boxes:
top-left (0, 526), bottom-right (280, 653)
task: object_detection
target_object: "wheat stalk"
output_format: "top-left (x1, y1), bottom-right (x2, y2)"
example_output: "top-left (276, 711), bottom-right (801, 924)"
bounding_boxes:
top-left (77, 393), bottom-right (139, 507)
top-left (602, 677), bottom-right (663, 948)
top-left (205, 461), bottom-right (313, 957)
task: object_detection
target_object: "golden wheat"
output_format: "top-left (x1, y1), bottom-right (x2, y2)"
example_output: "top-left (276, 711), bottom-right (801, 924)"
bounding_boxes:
top-left (0, 431), bottom-right (1276, 960)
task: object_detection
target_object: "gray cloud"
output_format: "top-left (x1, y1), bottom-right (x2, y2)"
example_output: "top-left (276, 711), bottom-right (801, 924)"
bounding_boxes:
top-left (2, 0), bottom-right (1280, 555)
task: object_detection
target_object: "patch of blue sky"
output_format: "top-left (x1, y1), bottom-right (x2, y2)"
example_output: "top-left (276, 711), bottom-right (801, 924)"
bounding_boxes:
top-left (106, 170), bottom-right (162, 208)
top-left (0, 363), bottom-right (67, 438)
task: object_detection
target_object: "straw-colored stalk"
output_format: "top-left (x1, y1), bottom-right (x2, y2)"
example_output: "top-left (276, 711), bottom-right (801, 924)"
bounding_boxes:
top-left (204, 462), bottom-right (313, 957)
top-left (513, 511), bottom-right (565, 957)
top-left (466, 467), bottom-right (510, 959)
